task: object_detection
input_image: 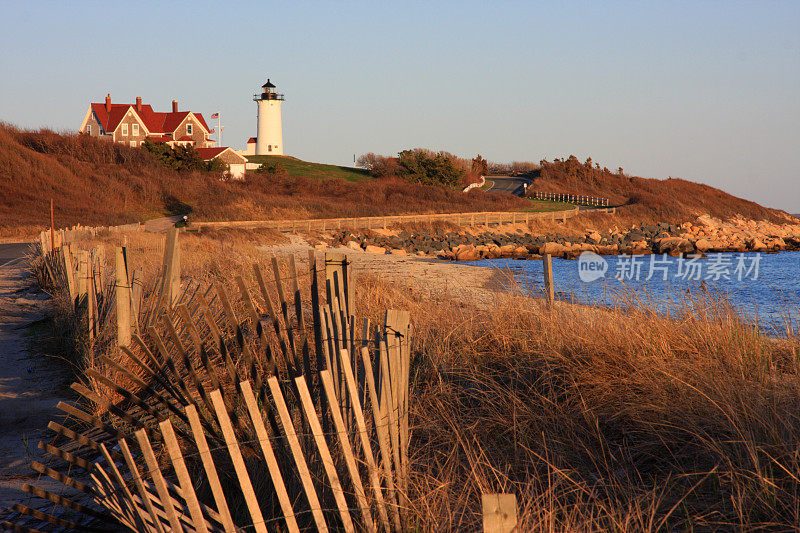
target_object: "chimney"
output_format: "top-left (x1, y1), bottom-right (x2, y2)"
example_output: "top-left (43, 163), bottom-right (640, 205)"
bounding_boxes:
top-left (105, 94), bottom-right (111, 112)
top-left (171, 100), bottom-right (178, 113)
top-left (135, 96), bottom-right (142, 112)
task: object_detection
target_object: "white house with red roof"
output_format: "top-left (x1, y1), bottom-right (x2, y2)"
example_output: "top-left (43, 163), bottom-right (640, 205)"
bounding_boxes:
top-left (79, 95), bottom-right (214, 149)
top-left (196, 147), bottom-right (248, 180)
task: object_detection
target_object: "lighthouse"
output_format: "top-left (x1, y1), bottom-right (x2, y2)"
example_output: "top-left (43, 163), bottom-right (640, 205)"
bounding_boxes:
top-left (254, 78), bottom-right (284, 155)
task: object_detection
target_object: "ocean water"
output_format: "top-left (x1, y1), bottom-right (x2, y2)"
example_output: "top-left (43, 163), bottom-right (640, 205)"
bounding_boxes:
top-left (459, 251), bottom-right (800, 334)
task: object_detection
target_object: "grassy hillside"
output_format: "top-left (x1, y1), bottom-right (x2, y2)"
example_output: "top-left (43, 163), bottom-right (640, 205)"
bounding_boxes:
top-left (246, 155), bottom-right (370, 182)
top-left (2, 125), bottom-right (792, 239)
top-left (0, 125), bottom-right (533, 238)
top-left (528, 155), bottom-right (794, 226)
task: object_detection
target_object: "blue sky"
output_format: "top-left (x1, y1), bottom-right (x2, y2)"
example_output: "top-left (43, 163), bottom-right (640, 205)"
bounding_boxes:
top-left (1, 1), bottom-right (798, 211)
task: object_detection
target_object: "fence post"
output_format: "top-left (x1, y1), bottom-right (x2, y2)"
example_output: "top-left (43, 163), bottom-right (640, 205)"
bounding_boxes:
top-left (62, 245), bottom-right (76, 305)
top-left (86, 255), bottom-right (96, 341)
top-left (325, 252), bottom-right (353, 317)
top-left (76, 250), bottom-right (88, 300)
top-left (115, 246), bottom-right (131, 347)
top-left (543, 253), bottom-right (554, 306)
top-left (482, 493), bottom-right (517, 533)
top-left (50, 198), bottom-right (55, 254)
top-left (162, 227), bottom-right (180, 307)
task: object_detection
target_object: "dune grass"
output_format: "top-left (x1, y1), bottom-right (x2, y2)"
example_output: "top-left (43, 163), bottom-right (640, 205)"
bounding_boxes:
top-left (41, 229), bottom-right (800, 531)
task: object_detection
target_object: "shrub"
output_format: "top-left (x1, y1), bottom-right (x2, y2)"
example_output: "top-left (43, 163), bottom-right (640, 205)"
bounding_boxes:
top-left (397, 148), bottom-right (465, 187)
top-left (142, 140), bottom-right (206, 172)
top-left (356, 152), bottom-right (400, 177)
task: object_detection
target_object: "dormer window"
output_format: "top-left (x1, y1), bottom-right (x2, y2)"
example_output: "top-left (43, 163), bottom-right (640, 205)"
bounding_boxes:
top-left (132, 123), bottom-right (139, 136)
top-left (122, 123), bottom-right (128, 136)
top-left (187, 124), bottom-right (193, 135)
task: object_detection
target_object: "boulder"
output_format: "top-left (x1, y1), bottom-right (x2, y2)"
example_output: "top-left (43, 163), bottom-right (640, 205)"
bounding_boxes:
top-left (365, 245), bottom-right (386, 255)
top-left (498, 244), bottom-right (517, 256)
top-left (513, 246), bottom-right (529, 258)
top-left (541, 242), bottom-right (568, 256)
top-left (694, 238), bottom-right (717, 252)
top-left (596, 244), bottom-right (619, 255)
top-left (765, 237), bottom-right (786, 249)
top-left (390, 248), bottom-right (408, 256)
top-left (656, 237), bottom-right (694, 255)
top-left (346, 240), bottom-right (362, 251)
top-left (455, 247), bottom-right (481, 261)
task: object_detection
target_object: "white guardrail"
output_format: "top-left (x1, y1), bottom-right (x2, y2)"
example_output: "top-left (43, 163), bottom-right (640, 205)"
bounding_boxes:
top-left (462, 175), bottom-right (486, 192)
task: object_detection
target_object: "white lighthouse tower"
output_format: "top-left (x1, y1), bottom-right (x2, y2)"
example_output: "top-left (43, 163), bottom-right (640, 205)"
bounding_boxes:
top-left (254, 78), bottom-right (284, 155)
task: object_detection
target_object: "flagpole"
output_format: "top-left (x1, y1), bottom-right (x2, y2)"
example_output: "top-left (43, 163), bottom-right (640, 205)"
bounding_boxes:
top-left (218, 114), bottom-right (222, 147)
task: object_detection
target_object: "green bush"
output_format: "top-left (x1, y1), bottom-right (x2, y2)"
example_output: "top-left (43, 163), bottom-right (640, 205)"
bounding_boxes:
top-left (142, 140), bottom-right (211, 172)
top-left (397, 149), bottom-right (465, 187)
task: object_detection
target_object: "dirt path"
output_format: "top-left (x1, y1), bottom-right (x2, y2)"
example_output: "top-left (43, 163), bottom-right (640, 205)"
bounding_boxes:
top-left (144, 214), bottom-right (185, 233)
top-left (0, 251), bottom-right (72, 511)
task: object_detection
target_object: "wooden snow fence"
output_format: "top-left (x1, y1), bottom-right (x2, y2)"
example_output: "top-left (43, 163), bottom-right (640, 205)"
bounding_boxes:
top-left (7, 229), bottom-right (412, 532)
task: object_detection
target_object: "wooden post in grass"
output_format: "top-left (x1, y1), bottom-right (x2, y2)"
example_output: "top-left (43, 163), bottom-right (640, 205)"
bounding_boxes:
top-left (543, 253), bottom-right (554, 305)
top-left (161, 228), bottom-right (180, 307)
top-left (86, 255), bottom-right (96, 341)
top-left (115, 246), bottom-right (131, 347)
top-left (62, 245), bottom-right (76, 305)
top-left (326, 251), bottom-right (353, 317)
top-left (482, 494), bottom-right (517, 533)
top-left (49, 198), bottom-right (55, 255)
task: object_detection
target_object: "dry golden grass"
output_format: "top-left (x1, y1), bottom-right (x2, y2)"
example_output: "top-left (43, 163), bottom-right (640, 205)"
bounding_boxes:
top-left (530, 156), bottom-right (794, 227)
top-left (43, 231), bottom-right (800, 531)
top-left (0, 124), bottom-right (531, 239)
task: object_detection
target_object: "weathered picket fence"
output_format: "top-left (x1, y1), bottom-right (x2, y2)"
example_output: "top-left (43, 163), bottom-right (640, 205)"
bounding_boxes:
top-left (6, 227), bottom-right (521, 532)
top-left (5, 229), bottom-right (414, 532)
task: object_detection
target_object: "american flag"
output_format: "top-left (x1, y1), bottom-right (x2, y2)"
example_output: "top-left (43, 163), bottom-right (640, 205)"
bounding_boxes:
top-left (210, 112), bottom-right (219, 119)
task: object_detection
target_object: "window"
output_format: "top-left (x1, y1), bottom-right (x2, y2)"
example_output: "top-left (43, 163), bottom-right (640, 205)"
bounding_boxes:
top-left (130, 141), bottom-right (136, 147)
top-left (132, 123), bottom-right (139, 136)
top-left (186, 124), bottom-right (193, 135)
top-left (122, 123), bottom-right (128, 136)
top-left (85, 124), bottom-right (91, 134)
top-left (268, 145), bottom-right (272, 152)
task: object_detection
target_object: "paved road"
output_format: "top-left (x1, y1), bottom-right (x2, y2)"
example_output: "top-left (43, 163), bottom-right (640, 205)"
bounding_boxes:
top-left (0, 243), bottom-right (31, 269)
top-left (485, 177), bottom-right (532, 197)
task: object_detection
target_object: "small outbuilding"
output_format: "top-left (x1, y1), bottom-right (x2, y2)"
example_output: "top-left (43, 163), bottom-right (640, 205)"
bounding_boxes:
top-left (196, 147), bottom-right (248, 180)
top-left (243, 137), bottom-right (257, 156)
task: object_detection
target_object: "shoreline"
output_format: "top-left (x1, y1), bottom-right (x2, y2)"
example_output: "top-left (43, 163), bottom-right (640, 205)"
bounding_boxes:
top-left (319, 214), bottom-right (800, 261)
top-left (262, 237), bottom-right (798, 337)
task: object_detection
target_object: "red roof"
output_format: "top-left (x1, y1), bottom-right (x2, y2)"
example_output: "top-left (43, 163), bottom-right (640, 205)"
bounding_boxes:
top-left (89, 101), bottom-right (211, 135)
top-left (196, 147), bottom-right (227, 160)
top-left (146, 135), bottom-right (172, 143)
top-left (175, 135), bottom-right (194, 142)
top-left (247, 137), bottom-right (257, 144)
